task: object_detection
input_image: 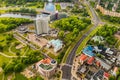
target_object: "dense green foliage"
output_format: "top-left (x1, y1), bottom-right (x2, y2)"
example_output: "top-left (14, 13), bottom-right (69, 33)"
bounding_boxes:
top-left (22, 50), bottom-right (44, 64)
top-left (54, 16), bottom-right (91, 46)
top-left (102, 15), bottom-right (120, 24)
top-left (90, 1), bottom-right (95, 7)
top-left (54, 16), bottom-right (91, 31)
top-left (97, 25), bottom-right (118, 45)
top-left (0, 0), bottom-right (45, 6)
top-left (8, 8), bottom-right (37, 14)
top-left (71, 4), bottom-right (89, 17)
top-left (2, 50), bottom-right (44, 74)
top-left (0, 0), bottom-right (72, 6)
top-left (0, 17), bottom-right (33, 33)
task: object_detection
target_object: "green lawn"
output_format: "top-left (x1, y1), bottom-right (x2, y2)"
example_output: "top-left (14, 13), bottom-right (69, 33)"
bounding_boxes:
top-left (0, 73), bottom-right (3, 80)
top-left (118, 76), bottom-right (120, 80)
top-left (0, 55), bottom-right (11, 67)
top-left (47, 52), bottom-right (57, 59)
top-left (14, 73), bottom-right (27, 80)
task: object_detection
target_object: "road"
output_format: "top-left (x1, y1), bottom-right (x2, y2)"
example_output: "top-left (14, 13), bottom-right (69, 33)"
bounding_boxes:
top-left (61, 0), bottom-right (101, 80)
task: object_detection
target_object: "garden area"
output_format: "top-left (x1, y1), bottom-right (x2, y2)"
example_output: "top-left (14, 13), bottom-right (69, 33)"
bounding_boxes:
top-left (50, 16), bottom-right (91, 63)
top-left (0, 17), bottom-right (45, 79)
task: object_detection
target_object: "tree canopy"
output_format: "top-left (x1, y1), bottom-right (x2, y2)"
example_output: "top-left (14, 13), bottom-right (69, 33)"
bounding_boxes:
top-left (97, 25), bottom-right (118, 45)
top-left (0, 17), bottom-right (33, 33)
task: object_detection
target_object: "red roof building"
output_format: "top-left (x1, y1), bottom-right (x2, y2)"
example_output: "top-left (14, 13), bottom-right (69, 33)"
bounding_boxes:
top-left (41, 58), bottom-right (51, 64)
top-left (79, 54), bottom-right (88, 64)
top-left (96, 61), bottom-right (101, 67)
top-left (104, 72), bottom-right (110, 80)
top-left (79, 54), bottom-right (84, 59)
top-left (87, 57), bottom-right (94, 65)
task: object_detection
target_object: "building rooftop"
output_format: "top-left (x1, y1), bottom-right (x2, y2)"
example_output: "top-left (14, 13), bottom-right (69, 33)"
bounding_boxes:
top-left (91, 70), bottom-right (104, 80)
top-left (36, 58), bottom-right (57, 71)
top-left (104, 72), bottom-right (110, 79)
top-left (41, 58), bottom-right (51, 64)
top-left (91, 36), bottom-right (104, 43)
top-left (87, 57), bottom-right (94, 65)
top-left (47, 39), bottom-right (63, 52)
top-left (83, 45), bottom-right (95, 57)
top-left (96, 57), bottom-right (111, 71)
top-left (80, 54), bottom-right (88, 61)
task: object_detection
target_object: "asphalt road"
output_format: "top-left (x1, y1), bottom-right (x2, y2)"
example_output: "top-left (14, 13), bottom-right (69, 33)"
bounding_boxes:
top-left (61, 1), bottom-right (101, 80)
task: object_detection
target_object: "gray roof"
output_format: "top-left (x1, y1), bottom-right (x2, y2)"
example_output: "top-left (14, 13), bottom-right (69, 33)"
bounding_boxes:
top-left (96, 57), bottom-right (111, 71)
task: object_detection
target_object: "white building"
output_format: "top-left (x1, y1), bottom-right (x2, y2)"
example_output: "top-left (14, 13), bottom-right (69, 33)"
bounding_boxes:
top-left (35, 15), bottom-right (50, 35)
top-left (46, 39), bottom-right (63, 52)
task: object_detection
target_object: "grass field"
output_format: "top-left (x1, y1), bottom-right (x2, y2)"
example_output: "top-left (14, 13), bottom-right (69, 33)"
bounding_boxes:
top-left (0, 72), bottom-right (3, 80)
top-left (0, 55), bottom-right (11, 67)
top-left (14, 73), bottom-right (27, 80)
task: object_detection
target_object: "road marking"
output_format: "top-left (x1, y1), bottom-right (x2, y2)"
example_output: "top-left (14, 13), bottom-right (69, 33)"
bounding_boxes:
top-left (64, 64), bottom-right (72, 67)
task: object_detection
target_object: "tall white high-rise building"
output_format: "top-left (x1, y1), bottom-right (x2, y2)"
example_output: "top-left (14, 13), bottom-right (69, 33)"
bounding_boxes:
top-left (35, 15), bottom-right (49, 35)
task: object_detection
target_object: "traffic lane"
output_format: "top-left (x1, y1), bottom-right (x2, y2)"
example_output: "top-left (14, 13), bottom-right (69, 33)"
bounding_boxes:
top-left (62, 65), bottom-right (72, 80)
top-left (66, 23), bottom-right (98, 65)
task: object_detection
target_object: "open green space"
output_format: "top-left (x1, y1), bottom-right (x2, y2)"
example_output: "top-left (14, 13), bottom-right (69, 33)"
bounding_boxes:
top-left (0, 33), bottom-right (16, 56)
top-left (0, 17), bottom-right (32, 33)
top-left (0, 55), bottom-right (11, 67)
top-left (14, 73), bottom-right (27, 80)
top-left (0, 73), bottom-right (3, 80)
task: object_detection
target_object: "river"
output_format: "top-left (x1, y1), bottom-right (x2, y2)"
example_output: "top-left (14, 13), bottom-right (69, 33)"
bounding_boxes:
top-left (0, 0), bottom-right (55, 20)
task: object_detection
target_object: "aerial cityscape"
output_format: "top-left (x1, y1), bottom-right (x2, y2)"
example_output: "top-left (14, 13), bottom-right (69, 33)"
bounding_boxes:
top-left (0, 0), bottom-right (120, 80)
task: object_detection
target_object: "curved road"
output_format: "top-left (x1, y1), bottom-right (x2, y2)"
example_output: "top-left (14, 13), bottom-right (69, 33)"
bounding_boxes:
top-left (61, 1), bottom-right (101, 80)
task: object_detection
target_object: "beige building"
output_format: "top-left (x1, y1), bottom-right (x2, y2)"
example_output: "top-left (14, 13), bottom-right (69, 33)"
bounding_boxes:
top-left (35, 15), bottom-right (50, 35)
top-left (36, 58), bottom-right (57, 78)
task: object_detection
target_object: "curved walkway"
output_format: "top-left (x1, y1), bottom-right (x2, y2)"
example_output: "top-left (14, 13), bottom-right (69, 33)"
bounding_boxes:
top-left (0, 52), bottom-right (26, 58)
top-left (9, 43), bottom-right (16, 54)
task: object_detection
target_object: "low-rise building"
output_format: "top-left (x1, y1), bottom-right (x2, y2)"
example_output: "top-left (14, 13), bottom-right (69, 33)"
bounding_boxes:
top-left (46, 39), bottom-right (63, 52)
top-left (79, 54), bottom-right (88, 64)
top-left (91, 70), bottom-right (104, 80)
top-left (91, 36), bottom-right (104, 43)
top-left (96, 57), bottom-right (111, 71)
top-left (82, 45), bottom-right (95, 57)
top-left (36, 58), bottom-right (57, 78)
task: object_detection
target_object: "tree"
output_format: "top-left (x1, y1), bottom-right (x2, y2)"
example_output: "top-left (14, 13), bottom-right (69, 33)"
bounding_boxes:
top-left (16, 52), bottom-right (20, 56)
top-left (14, 63), bottom-right (23, 72)
top-left (73, 28), bottom-right (79, 35)
top-left (1, 62), bottom-right (6, 69)
top-left (0, 45), bottom-right (3, 51)
top-left (4, 64), bottom-right (14, 74)
top-left (58, 31), bottom-right (64, 39)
